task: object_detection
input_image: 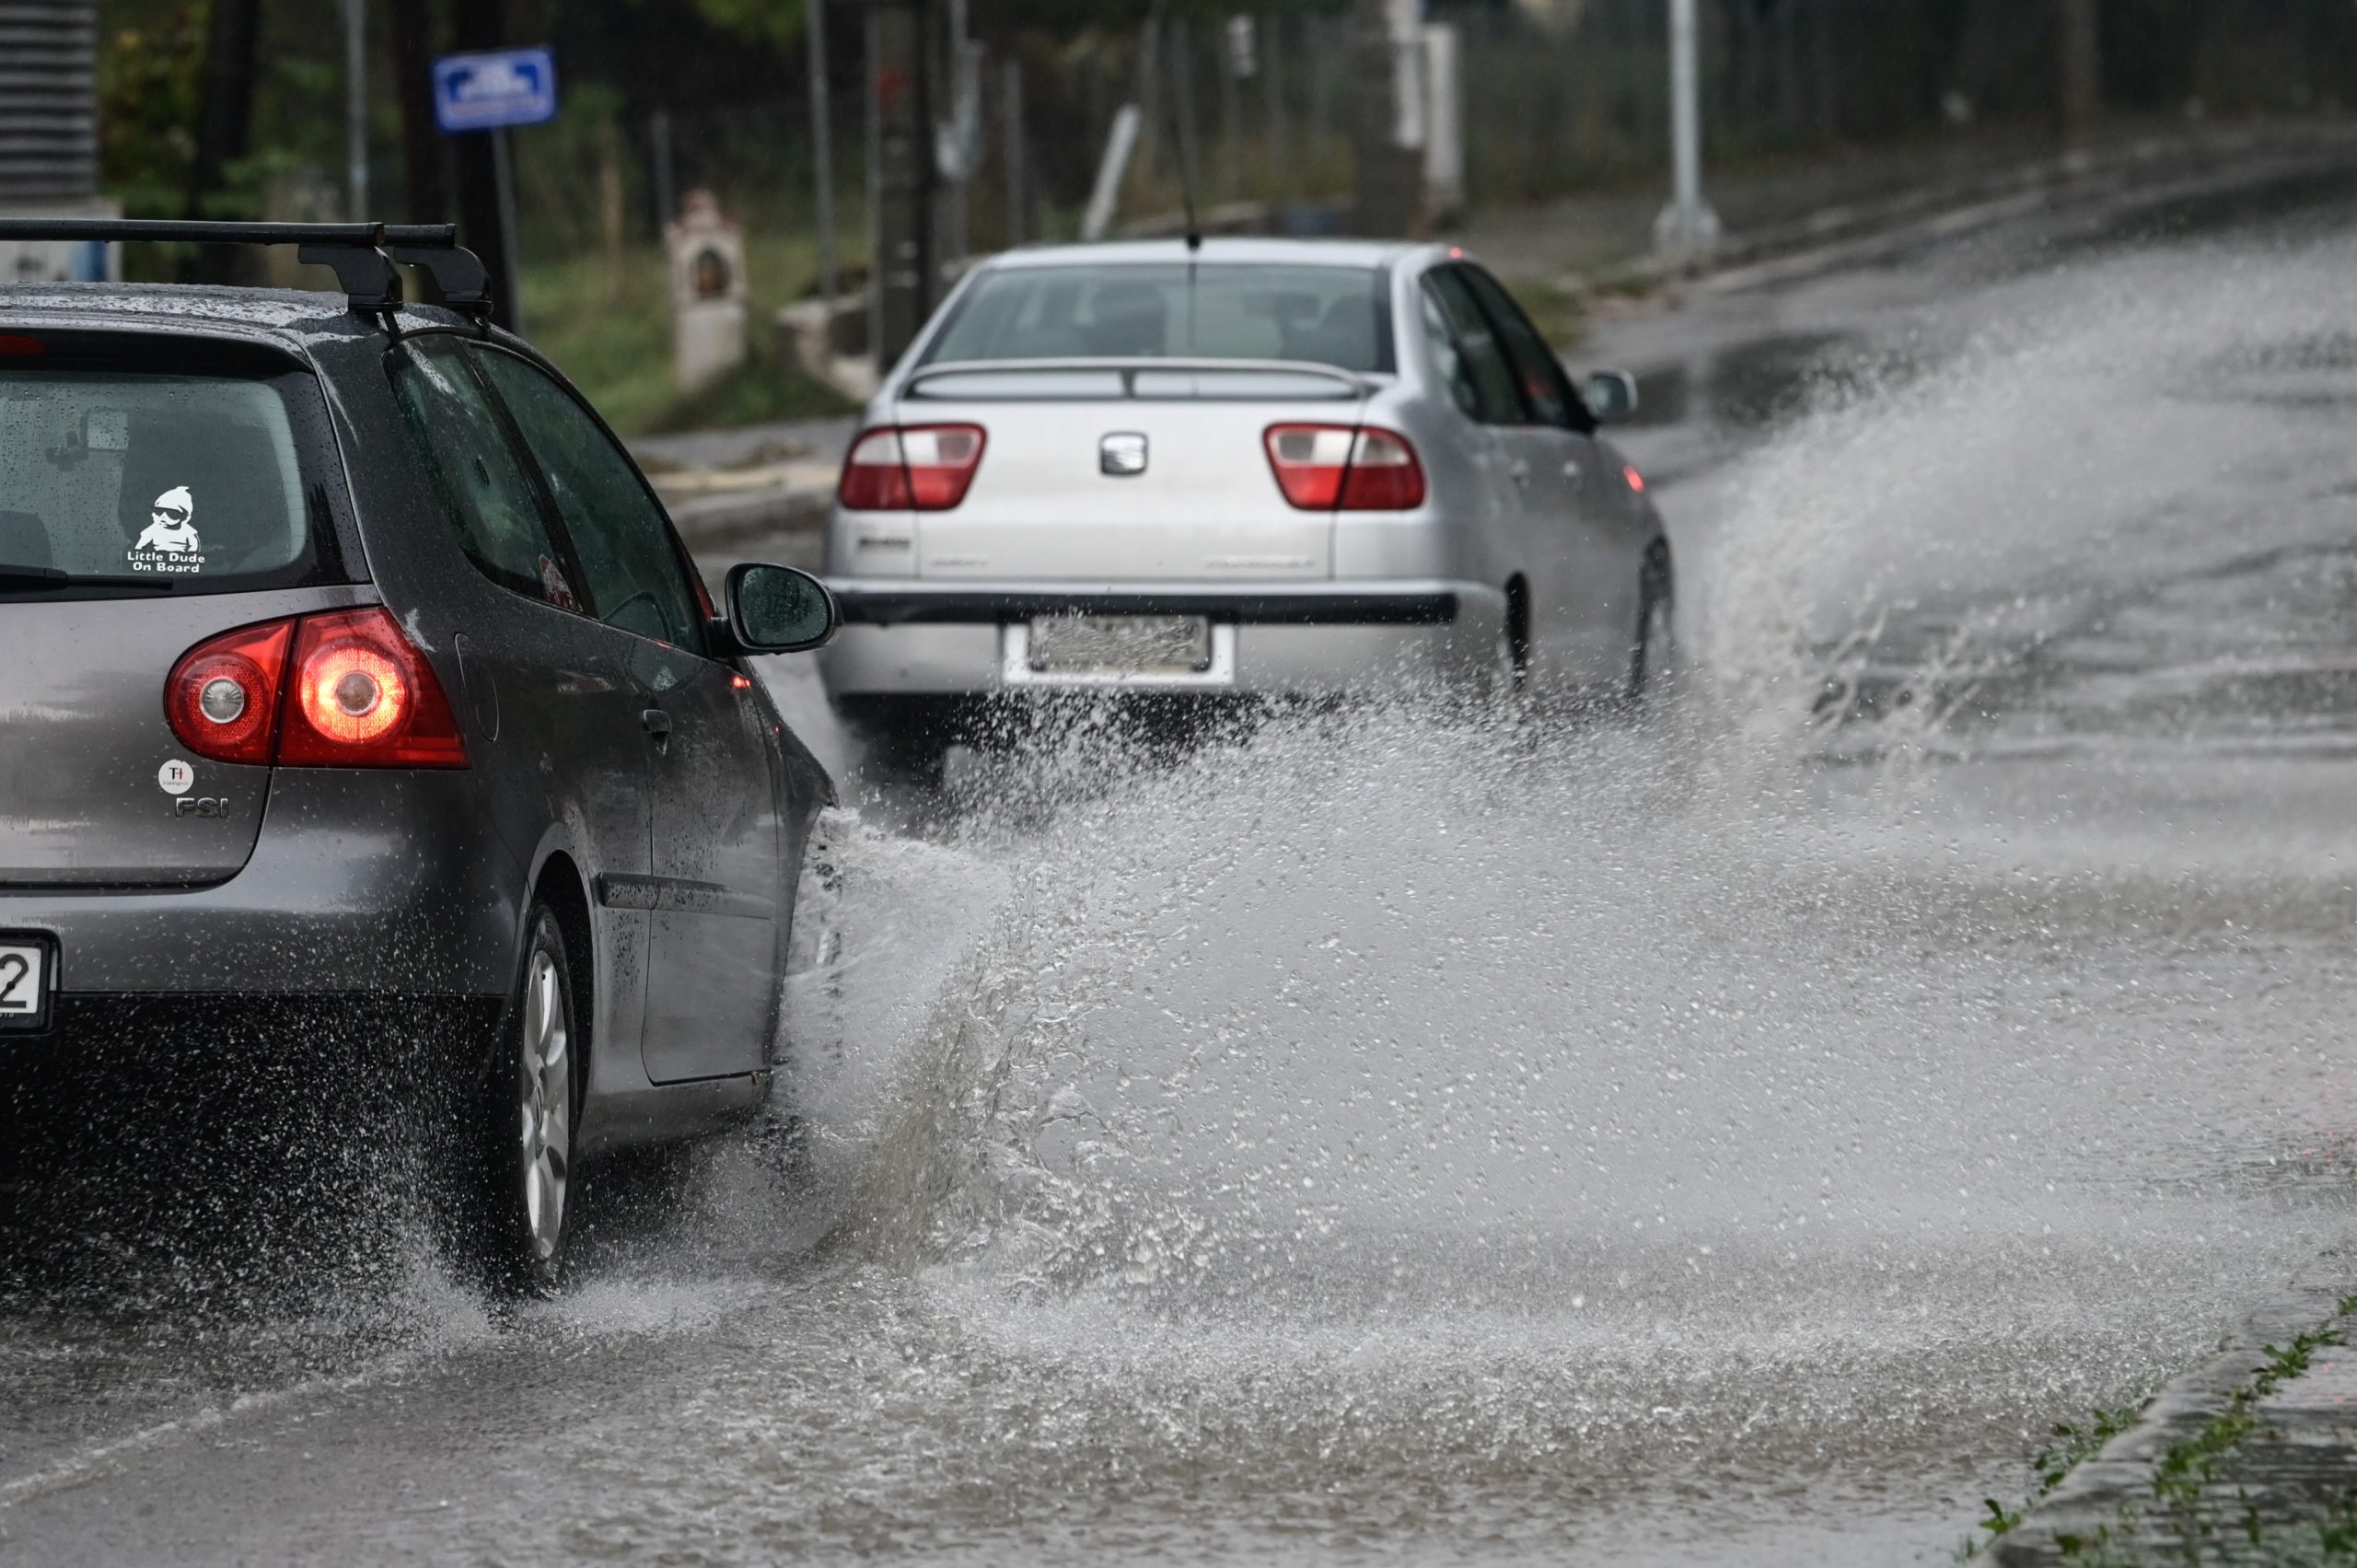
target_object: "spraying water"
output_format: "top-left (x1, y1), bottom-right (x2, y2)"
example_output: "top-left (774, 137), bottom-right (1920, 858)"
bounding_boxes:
top-left (6, 206), bottom-right (2357, 1566)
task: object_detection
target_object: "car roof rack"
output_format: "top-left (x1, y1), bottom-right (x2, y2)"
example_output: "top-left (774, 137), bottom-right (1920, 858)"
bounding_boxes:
top-left (0, 219), bottom-right (494, 327)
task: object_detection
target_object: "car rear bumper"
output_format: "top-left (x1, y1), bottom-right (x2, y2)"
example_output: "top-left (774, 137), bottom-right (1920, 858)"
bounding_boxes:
top-left (0, 770), bottom-right (521, 1000)
top-left (817, 577), bottom-right (1506, 698)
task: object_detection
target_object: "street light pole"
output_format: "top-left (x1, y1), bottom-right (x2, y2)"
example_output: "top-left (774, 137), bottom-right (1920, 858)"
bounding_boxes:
top-left (1653, 0), bottom-right (1719, 262)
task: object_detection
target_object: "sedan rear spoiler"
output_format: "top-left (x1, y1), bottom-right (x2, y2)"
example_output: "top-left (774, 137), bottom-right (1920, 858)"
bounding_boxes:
top-left (902, 357), bottom-right (1370, 402)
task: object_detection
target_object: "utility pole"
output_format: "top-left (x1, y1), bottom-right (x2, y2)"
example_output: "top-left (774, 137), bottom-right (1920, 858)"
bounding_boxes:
top-left (2059, 0), bottom-right (2102, 153)
top-left (184, 0), bottom-right (261, 279)
top-left (389, 0), bottom-right (444, 227)
top-left (1349, 0), bottom-right (1420, 237)
top-left (1002, 56), bottom-right (1027, 247)
top-left (807, 0), bottom-right (837, 307)
top-left (448, 0), bottom-right (519, 333)
top-left (343, 0), bottom-right (369, 220)
top-left (871, 0), bottom-right (935, 367)
top-left (1653, 0), bottom-right (1720, 262)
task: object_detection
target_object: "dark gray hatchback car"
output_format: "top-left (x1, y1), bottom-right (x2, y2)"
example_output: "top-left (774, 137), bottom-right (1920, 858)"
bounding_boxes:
top-left (0, 222), bottom-right (838, 1286)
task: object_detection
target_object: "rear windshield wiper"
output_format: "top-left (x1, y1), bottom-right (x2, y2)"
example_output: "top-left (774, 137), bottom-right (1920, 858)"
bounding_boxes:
top-left (0, 567), bottom-right (175, 593)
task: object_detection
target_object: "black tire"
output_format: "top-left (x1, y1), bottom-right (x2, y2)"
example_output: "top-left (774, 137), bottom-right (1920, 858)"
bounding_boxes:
top-left (1628, 544), bottom-right (1677, 703)
top-left (460, 903), bottom-right (581, 1295)
top-left (835, 697), bottom-right (956, 789)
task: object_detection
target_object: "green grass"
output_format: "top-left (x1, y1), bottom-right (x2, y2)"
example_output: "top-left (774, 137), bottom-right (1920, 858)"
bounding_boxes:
top-left (1964, 1404), bottom-right (2145, 1556)
top-left (515, 231), bottom-right (860, 438)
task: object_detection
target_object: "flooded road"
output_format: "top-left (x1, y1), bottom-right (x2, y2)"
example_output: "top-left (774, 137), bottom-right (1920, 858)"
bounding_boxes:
top-left (9, 168), bottom-right (2357, 1565)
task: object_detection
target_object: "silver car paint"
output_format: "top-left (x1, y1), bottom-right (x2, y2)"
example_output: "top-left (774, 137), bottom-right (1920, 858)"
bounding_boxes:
top-left (819, 238), bottom-right (1666, 701)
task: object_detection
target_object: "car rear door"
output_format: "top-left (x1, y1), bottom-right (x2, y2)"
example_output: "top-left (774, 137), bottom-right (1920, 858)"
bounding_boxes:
top-left (385, 334), bottom-right (656, 1079)
top-left (1452, 265), bottom-right (1635, 685)
top-left (0, 339), bottom-right (358, 889)
top-left (471, 346), bottom-right (784, 1086)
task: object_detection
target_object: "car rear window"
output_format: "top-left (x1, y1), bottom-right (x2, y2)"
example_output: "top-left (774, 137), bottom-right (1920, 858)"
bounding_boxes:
top-left (0, 364), bottom-right (341, 602)
top-left (922, 263), bottom-right (1394, 373)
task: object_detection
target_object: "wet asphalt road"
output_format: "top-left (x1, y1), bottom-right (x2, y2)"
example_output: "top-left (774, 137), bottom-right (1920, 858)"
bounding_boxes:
top-left (9, 161), bottom-right (2357, 1565)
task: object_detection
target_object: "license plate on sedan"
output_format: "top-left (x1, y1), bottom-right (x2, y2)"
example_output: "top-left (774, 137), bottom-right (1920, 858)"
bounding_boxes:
top-left (0, 935), bottom-right (55, 1031)
top-left (1027, 615), bottom-right (1213, 676)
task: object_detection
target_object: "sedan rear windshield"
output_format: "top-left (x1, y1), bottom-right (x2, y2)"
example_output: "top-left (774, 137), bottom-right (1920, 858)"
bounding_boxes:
top-left (922, 262), bottom-right (1394, 373)
top-left (0, 366), bottom-right (341, 602)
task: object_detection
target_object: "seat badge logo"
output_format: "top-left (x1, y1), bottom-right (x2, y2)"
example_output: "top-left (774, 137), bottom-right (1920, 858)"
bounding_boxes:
top-left (1099, 432), bottom-right (1148, 477)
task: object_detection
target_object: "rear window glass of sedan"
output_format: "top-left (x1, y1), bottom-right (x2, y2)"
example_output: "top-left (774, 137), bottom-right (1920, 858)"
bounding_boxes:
top-left (0, 365), bottom-right (336, 601)
top-left (922, 263), bottom-right (1394, 373)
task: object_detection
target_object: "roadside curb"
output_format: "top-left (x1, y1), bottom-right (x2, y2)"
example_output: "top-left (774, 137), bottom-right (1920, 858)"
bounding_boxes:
top-left (1990, 1262), bottom-right (2357, 1564)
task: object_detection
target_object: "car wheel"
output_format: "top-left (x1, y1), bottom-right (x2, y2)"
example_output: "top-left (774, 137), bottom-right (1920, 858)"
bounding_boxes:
top-left (1487, 626), bottom-right (1526, 711)
top-left (864, 726), bottom-right (949, 789)
top-left (465, 904), bottom-right (579, 1294)
top-left (1629, 548), bottom-right (1677, 703)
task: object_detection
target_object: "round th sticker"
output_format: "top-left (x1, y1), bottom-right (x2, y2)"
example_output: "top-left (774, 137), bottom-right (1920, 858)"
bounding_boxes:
top-left (157, 759), bottom-right (195, 796)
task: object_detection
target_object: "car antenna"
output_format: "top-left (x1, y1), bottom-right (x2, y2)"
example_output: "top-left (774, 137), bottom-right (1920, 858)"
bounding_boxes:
top-left (1153, 0), bottom-right (1202, 255)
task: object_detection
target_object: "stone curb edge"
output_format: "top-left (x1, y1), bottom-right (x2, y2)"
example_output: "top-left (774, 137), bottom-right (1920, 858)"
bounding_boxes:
top-left (1989, 1262), bottom-right (2356, 1564)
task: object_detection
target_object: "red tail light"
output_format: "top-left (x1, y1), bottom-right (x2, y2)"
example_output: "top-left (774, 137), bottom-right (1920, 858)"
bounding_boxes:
top-left (1263, 424), bottom-right (1427, 511)
top-left (165, 608), bottom-right (467, 769)
top-left (165, 619), bottom-right (294, 764)
top-left (279, 609), bottom-right (467, 767)
top-left (837, 424), bottom-right (987, 511)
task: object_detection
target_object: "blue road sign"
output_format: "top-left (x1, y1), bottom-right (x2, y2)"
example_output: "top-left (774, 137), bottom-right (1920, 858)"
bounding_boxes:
top-left (432, 48), bottom-right (558, 134)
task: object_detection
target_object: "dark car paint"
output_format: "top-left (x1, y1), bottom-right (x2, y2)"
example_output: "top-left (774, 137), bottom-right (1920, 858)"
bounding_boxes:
top-left (0, 286), bottom-right (834, 1156)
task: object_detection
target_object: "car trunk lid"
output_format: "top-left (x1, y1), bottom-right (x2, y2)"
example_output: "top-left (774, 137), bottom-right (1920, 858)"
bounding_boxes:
top-left (0, 593), bottom-right (353, 887)
top-left (0, 336), bottom-right (359, 889)
top-left (898, 362), bottom-right (1369, 581)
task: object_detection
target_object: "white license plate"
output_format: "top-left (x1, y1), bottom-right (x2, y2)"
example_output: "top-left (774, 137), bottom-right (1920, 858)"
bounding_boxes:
top-left (1027, 615), bottom-right (1213, 675)
top-left (0, 935), bottom-right (52, 1030)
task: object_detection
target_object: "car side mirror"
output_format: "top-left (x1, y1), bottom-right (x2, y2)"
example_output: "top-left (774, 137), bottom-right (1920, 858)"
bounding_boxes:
top-left (1585, 369), bottom-right (1640, 425)
top-left (725, 563), bottom-right (838, 653)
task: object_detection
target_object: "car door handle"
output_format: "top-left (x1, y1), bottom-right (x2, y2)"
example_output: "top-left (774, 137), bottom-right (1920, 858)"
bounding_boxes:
top-left (1507, 460), bottom-right (1531, 487)
top-left (641, 707), bottom-right (673, 752)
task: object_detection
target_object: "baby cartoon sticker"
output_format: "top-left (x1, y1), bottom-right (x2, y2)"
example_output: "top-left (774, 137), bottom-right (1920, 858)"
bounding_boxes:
top-left (127, 485), bottom-right (206, 575)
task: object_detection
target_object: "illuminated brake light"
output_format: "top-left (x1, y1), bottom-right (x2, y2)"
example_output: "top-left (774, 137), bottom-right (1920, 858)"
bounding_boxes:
top-left (1624, 464), bottom-right (1646, 494)
top-left (166, 609), bottom-right (466, 768)
top-left (166, 619), bottom-right (295, 763)
top-left (837, 424), bottom-right (987, 511)
top-left (279, 609), bottom-right (466, 767)
top-left (1263, 424), bottom-right (1427, 512)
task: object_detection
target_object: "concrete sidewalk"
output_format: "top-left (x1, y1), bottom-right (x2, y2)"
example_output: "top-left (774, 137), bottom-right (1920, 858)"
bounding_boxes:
top-left (1990, 1269), bottom-right (2357, 1563)
top-left (631, 415), bottom-right (855, 571)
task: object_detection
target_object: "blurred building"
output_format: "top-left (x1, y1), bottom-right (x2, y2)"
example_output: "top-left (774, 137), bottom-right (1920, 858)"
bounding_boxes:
top-left (1, 0), bottom-right (114, 282)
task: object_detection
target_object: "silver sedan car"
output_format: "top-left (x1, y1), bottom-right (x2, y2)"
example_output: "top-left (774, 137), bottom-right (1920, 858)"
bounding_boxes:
top-left (819, 238), bottom-right (1671, 767)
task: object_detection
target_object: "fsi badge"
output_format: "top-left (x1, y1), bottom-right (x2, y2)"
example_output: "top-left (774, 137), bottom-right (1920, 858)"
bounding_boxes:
top-left (126, 485), bottom-right (204, 575)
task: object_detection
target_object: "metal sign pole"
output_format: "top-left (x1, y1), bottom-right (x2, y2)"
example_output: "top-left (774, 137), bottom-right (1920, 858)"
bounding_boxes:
top-left (492, 124), bottom-right (522, 334)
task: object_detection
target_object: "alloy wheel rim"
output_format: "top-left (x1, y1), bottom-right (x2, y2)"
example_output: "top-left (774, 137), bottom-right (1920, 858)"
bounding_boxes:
top-left (518, 947), bottom-right (571, 1262)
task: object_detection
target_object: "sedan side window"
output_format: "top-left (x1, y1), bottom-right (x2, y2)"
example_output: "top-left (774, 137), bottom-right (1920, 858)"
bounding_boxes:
top-left (389, 335), bottom-right (582, 612)
top-left (1419, 288), bottom-right (1481, 419)
top-left (1458, 266), bottom-right (1595, 435)
top-left (1422, 271), bottom-right (1524, 425)
top-left (472, 349), bottom-right (707, 656)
